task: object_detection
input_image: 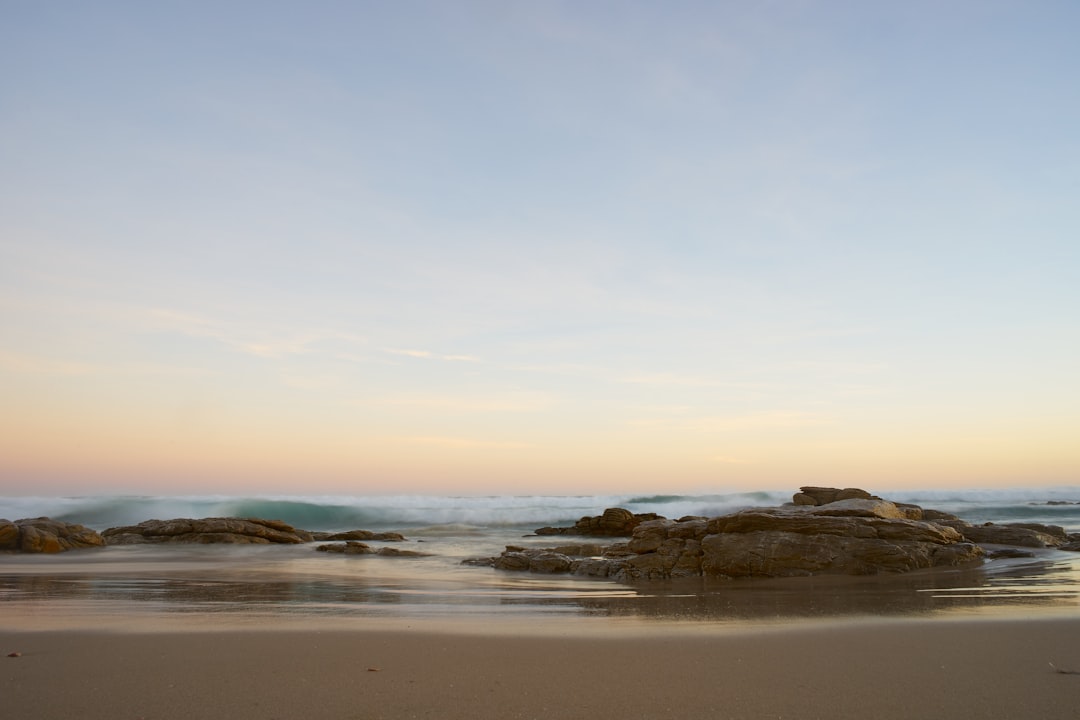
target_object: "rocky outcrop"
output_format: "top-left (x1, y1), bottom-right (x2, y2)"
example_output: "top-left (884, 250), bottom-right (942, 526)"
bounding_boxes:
top-left (792, 487), bottom-right (924, 520)
top-left (316, 541), bottom-right (429, 557)
top-left (699, 503), bottom-right (981, 578)
top-left (493, 494), bottom-right (985, 581)
top-left (491, 543), bottom-right (624, 575)
top-left (310, 530), bottom-right (407, 542)
top-left (534, 507), bottom-right (661, 537)
top-left (792, 486), bottom-right (877, 506)
top-left (102, 517), bottom-right (314, 545)
top-left (0, 520), bottom-right (18, 549)
top-left (933, 519), bottom-right (1065, 548)
top-left (1, 517), bottom-right (106, 553)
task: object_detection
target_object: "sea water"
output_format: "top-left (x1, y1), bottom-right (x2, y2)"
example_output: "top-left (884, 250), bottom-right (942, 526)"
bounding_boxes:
top-left (2, 488), bottom-right (1079, 631)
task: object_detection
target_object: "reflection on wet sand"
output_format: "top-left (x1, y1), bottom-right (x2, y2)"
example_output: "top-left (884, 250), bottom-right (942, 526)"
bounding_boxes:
top-left (568, 557), bottom-right (1080, 621)
top-left (2, 544), bottom-right (1077, 630)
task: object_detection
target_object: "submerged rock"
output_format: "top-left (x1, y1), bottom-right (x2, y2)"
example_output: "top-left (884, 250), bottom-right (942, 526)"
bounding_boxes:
top-left (310, 530), bottom-right (407, 542)
top-left (102, 517), bottom-right (314, 545)
top-left (1, 517), bottom-right (106, 553)
top-left (316, 541), bottom-right (429, 557)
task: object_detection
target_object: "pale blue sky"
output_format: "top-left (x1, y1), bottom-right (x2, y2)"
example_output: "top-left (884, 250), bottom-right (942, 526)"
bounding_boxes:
top-left (2, 1), bottom-right (1078, 494)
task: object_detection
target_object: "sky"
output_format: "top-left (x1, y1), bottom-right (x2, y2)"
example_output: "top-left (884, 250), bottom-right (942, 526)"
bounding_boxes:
top-left (2, 1), bottom-right (1078, 496)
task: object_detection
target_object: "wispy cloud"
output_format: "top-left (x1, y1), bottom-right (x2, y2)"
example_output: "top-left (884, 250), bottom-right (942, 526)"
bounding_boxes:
top-left (382, 348), bottom-right (481, 362)
top-left (371, 391), bottom-right (555, 414)
top-left (628, 410), bottom-right (829, 432)
top-left (617, 372), bottom-right (762, 389)
top-left (0, 350), bottom-right (95, 376)
top-left (709, 454), bottom-right (752, 465)
top-left (383, 348), bottom-right (433, 359)
top-left (0, 350), bottom-right (211, 378)
top-left (691, 411), bottom-right (831, 432)
top-left (383, 435), bottom-right (533, 450)
top-left (143, 308), bottom-right (368, 359)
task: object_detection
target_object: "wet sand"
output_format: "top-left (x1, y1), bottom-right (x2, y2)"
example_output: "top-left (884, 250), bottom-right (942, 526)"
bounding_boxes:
top-left (4, 618), bottom-right (1080, 719)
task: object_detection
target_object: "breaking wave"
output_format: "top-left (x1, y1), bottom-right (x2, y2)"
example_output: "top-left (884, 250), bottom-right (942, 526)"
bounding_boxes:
top-left (1, 487), bottom-right (1078, 533)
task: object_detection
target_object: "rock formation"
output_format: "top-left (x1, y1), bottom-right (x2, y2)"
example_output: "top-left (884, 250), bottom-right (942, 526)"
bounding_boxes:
top-left (493, 491), bottom-right (989, 581)
top-left (698, 501), bottom-right (981, 578)
top-left (534, 507), bottom-right (661, 537)
top-left (932, 519), bottom-right (1066, 548)
top-left (792, 486), bottom-right (877, 505)
top-left (102, 517), bottom-right (314, 545)
top-left (316, 541), bottom-right (429, 557)
top-left (0, 517), bottom-right (106, 553)
top-left (310, 530), bottom-right (407, 542)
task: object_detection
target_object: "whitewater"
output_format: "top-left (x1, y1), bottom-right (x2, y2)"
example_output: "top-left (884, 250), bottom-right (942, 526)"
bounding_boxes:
top-left (4, 487), bottom-right (1080, 533)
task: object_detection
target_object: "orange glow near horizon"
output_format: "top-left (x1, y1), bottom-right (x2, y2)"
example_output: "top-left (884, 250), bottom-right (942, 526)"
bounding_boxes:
top-left (3, 394), bottom-right (1076, 496)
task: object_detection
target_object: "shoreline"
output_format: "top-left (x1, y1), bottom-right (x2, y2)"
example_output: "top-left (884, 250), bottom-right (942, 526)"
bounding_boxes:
top-left (3, 544), bottom-right (1078, 634)
top-left (5, 616), bottom-right (1080, 719)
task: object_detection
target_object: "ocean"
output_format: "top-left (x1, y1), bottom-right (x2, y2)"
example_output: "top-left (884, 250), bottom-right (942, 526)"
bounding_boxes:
top-left (2, 488), bottom-right (1079, 632)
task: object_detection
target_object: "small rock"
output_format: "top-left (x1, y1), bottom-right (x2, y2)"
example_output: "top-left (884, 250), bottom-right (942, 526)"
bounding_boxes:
top-left (985, 548), bottom-right (1036, 559)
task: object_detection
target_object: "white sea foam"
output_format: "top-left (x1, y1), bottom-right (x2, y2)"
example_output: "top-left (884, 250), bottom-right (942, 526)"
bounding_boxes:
top-left (1, 487), bottom-right (1078, 532)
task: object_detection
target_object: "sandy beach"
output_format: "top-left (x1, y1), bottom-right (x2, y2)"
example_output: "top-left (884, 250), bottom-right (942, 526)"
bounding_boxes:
top-left (4, 618), bottom-right (1080, 720)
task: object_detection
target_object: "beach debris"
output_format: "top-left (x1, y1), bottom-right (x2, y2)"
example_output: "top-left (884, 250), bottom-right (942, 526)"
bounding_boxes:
top-left (367, 667), bottom-right (381, 672)
top-left (1049, 663), bottom-right (1080, 675)
top-left (7, 651), bottom-right (21, 657)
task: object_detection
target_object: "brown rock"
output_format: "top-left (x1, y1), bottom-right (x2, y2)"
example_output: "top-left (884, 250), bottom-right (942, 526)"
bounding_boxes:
top-left (894, 503), bottom-right (925, 521)
top-left (315, 542), bottom-right (428, 557)
top-left (1006, 523), bottom-right (1067, 540)
top-left (549, 543), bottom-right (607, 557)
top-left (322, 530), bottom-right (407, 542)
top-left (374, 547), bottom-right (429, 558)
top-left (807, 498), bottom-right (909, 520)
top-left (534, 508), bottom-right (663, 537)
top-left (0, 520), bottom-right (20, 550)
top-left (794, 486), bottom-right (877, 506)
top-left (627, 519), bottom-right (675, 553)
top-left (707, 508), bottom-right (963, 544)
top-left (10, 518), bottom-right (106, 553)
top-left (493, 489), bottom-right (986, 581)
top-left (623, 551), bottom-right (674, 580)
top-left (529, 552), bottom-right (572, 573)
top-left (921, 508), bottom-right (961, 522)
top-left (316, 541), bottom-right (373, 554)
top-left (493, 551), bottom-right (533, 571)
top-left (103, 517), bottom-right (314, 545)
top-left (570, 557), bottom-right (622, 577)
top-left (700, 530), bottom-right (982, 577)
top-left (933, 520), bottom-right (1064, 548)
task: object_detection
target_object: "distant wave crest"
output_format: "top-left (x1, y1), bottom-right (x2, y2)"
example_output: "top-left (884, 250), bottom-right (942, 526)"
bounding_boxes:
top-left (2, 487), bottom-right (1079, 533)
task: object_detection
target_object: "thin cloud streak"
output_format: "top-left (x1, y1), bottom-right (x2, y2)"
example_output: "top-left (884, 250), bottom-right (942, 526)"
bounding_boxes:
top-left (382, 348), bottom-right (481, 362)
top-left (382, 435), bottom-right (534, 450)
